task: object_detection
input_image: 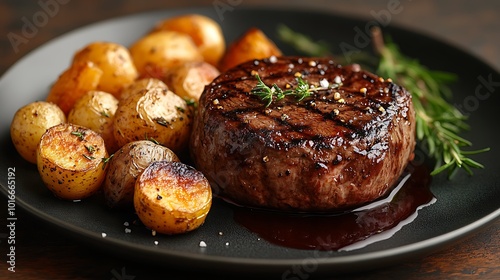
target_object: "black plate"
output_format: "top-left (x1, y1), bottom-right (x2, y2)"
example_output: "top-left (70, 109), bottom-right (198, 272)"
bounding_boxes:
top-left (1, 6), bottom-right (499, 278)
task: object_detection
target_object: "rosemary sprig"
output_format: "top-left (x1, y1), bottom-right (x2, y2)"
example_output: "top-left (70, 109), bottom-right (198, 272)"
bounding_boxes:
top-left (276, 24), bottom-right (378, 68)
top-left (276, 24), bottom-right (331, 57)
top-left (276, 24), bottom-right (489, 178)
top-left (371, 27), bottom-right (489, 177)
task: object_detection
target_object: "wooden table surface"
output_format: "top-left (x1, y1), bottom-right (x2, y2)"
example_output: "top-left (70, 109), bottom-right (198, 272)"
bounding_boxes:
top-left (1, 0), bottom-right (499, 279)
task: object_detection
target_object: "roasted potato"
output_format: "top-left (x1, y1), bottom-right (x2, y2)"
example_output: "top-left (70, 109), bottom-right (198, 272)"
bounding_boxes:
top-left (113, 87), bottom-right (193, 153)
top-left (10, 101), bottom-right (66, 164)
top-left (36, 123), bottom-right (108, 200)
top-left (103, 140), bottom-right (180, 208)
top-left (134, 161), bottom-right (212, 235)
top-left (46, 61), bottom-right (103, 115)
top-left (164, 61), bottom-right (220, 103)
top-left (152, 14), bottom-right (226, 66)
top-left (72, 41), bottom-right (138, 98)
top-left (129, 31), bottom-right (203, 79)
top-left (67, 90), bottom-right (120, 153)
top-left (219, 27), bottom-right (282, 72)
top-left (119, 77), bottom-right (168, 101)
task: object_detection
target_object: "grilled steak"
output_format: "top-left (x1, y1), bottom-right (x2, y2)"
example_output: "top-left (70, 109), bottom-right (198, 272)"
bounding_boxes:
top-left (189, 56), bottom-right (415, 212)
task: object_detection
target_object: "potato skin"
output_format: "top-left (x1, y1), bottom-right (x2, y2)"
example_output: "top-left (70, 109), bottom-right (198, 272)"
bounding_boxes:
top-left (72, 41), bottom-right (138, 98)
top-left (152, 14), bottom-right (226, 66)
top-left (46, 61), bottom-right (103, 115)
top-left (113, 87), bottom-right (193, 153)
top-left (129, 31), bottom-right (203, 79)
top-left (36, 123), bottom-right (108, 200)
top-left (10, 101), bottom-right (66, 164)
top-left (119, 78), bottom-right (168, 102)
top-left (68, 90), bottom-right (120, 153)
top-left (134, 161), bottom-right (212, 235)
top-left (219, 27), bottom-right (282, 72)
top-left (165, 61), bottom-right (220, 103)
top-left (103, 140), bottom-right (180, 208)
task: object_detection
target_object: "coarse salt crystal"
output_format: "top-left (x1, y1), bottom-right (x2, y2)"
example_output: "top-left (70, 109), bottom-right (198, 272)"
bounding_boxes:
top-left (199, 241), bottom-right (207, 247)
top-left (125, 228), bottom-right (131, 234)
top-left (101, 233), bottom-right (107, 238)
top-left (319, 78), bottom-right (329, 88)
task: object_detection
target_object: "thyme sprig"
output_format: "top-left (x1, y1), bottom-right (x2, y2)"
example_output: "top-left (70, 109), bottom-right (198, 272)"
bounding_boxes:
top-left (276, 24), bottom-right (489, 178)
top-left (251, 73), bottom-right (338, 107)
top-left (70, 130), bottom-right (86, 141)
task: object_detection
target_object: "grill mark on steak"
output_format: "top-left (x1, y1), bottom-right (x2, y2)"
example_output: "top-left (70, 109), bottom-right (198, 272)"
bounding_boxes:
top-left (190, 56), bottom-right (415, 212)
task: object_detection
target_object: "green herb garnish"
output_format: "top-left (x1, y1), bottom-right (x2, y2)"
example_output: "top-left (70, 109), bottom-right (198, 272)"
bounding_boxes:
top-left (85, 145), bottom-right (95, 153)
top-left (184, 98), bottom-right (197, 107)
top-left (145, 134), bottom-right (160, 145)
top-left (251, 74), bottom-right (283, 107)
top-left (276, 24), bottom-right (331, 57)
top-left (71, 130), bottom-right (85, 141)
top-left (100, 110), bottom-right (110, 118)
top-left (101, 154), bottom-right (114, 169)
top-left (251, 73), bottom-right (339, 107)
top-left (82, 154), bottom-right (95, 160)
top-left (276, 24), bottom-right (489, 178)
top-left (371, 27), bottom-right (490, 177)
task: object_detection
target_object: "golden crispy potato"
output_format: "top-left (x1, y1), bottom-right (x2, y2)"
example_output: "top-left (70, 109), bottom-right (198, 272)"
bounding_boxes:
top-left (119, 78), bottom-right (168, 101)
top-left (46, 61), bottom-right (103, 115)
top-left (219, 27), bottom-right (282, 72)
top-left (36, 123), bottom-right (109, 200)
top-left (134, 161), bottom-right (212, 235)
top-left (67, 90), bottom-right (120, 153)
top-left (72, 42), bottom-right (138, 98)
top-left (103, 140), bottom-right (180, 208)
top-left (10, 101), bottom-right (66, 164)
top-left (164, 61), bottom-right (220, 103)
top-left (129, 31), bottom-right (203, 79)
top-left (152, 14), bottom-right (226, 66)
top-left (113, 87), bottom-right (193, 153)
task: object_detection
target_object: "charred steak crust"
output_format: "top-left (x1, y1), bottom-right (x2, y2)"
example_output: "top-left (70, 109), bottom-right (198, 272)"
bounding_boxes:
top-left (190, 56), bottom-right (416, 212)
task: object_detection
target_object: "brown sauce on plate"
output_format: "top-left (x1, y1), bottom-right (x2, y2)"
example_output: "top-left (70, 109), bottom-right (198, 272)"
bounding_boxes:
top-left (233, 163), bottom-right (434, 251)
